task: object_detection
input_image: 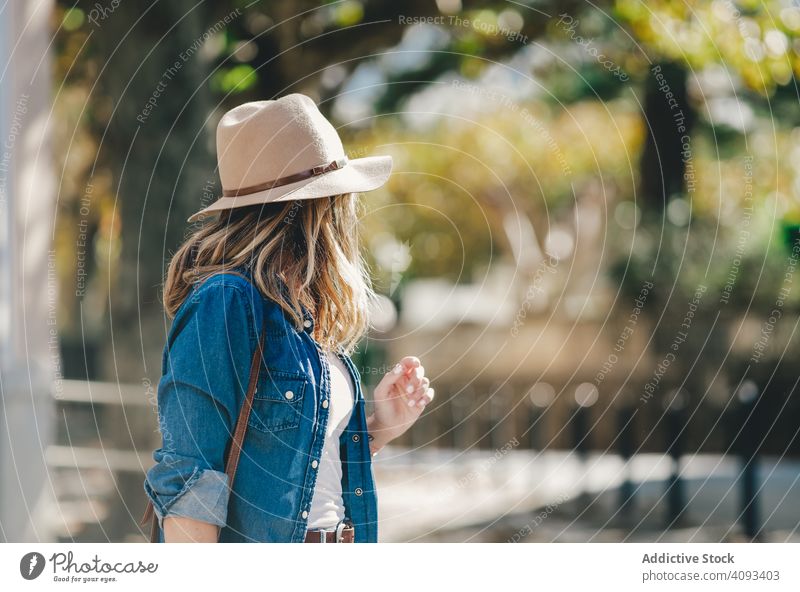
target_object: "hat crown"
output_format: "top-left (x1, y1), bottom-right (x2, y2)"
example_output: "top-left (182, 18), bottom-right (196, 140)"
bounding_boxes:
top-left (216, 94), bottom-right (345, 191)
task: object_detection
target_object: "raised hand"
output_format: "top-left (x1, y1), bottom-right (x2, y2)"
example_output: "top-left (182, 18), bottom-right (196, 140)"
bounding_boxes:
top-left (367, 356), bottom-right (434, 453)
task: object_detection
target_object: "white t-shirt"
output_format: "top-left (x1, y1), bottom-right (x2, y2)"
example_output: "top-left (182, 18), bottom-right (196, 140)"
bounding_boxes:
top-left (306, 351), bottom-right (355, 530)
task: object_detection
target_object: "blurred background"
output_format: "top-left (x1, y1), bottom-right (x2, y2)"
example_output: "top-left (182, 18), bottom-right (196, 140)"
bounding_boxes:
top-left (2, 0), bottom-right (800, 542)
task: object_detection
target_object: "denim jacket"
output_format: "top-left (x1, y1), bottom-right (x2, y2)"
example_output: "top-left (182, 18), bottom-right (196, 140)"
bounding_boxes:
top-left (143, 270), bottom-right (378, 542)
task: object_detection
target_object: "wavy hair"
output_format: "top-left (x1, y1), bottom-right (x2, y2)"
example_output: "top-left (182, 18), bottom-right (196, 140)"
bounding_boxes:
top-left (163, 194), bottom-right (375, 354)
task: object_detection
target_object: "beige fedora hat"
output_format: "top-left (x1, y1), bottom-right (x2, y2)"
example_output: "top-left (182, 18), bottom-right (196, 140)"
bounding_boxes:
top-left (188, 93), bottom-right (392, 223)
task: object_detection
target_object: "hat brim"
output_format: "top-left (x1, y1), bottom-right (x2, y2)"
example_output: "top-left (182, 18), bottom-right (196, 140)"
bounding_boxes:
top-left (187, 155), bottom-right (392, 223)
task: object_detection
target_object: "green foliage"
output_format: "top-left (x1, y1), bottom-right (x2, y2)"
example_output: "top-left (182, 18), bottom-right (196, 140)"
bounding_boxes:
top-left (333, 1), bottom-right (365, 26)
top-left (614, 0), bottom-right (800, 94)
top-left (61, 7), bottom-right (85, 31)
top-left (211, 64), bottom-right (258, 93)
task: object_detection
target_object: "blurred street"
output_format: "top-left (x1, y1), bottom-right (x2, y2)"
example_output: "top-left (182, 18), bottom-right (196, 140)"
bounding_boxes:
top-left (374, 448), bottom-right (800, 543)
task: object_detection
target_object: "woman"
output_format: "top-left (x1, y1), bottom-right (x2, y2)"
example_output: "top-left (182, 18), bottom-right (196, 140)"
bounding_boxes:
top-left (142, 94), bottom-right (433, 543)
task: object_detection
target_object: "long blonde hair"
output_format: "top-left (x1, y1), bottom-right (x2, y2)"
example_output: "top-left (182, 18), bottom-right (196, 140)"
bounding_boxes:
top-left (164, 194), bottom-right (375, 354)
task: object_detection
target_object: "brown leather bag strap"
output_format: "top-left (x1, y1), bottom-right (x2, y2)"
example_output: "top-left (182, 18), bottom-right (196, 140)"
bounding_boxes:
top-left (140, 500), bottom-right (157, 542)
top-left (218, 269), bottom-right (268, 492)
top-left (141, 312), bottom-right (266, 542)
top-left (224, 321), bottom-right (266, 490)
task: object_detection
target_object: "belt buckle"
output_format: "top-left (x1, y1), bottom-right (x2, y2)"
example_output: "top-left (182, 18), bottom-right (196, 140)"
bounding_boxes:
top-left (335, 519), bottom-right (351, 542)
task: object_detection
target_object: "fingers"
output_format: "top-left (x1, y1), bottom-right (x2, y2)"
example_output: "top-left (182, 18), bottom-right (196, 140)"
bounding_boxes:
top-left (398, 368), bottom-right (426, 396)
top-left (379, 357), bottom-right (421, 390)
top-left (396, 356), bottom-right (421, 374)
top-left (404, 377), bottom-right (430, 406)
top-left (379, 357), bottom-right (433, 408)
top-left (423, 387), bottom-right (435, 405)
top-left (377, 359), bottom-right (414, 392)
top-left (407, 386), bottom-right (435, 409)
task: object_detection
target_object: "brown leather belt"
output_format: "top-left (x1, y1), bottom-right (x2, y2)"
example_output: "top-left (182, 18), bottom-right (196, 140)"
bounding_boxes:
top-left (304, 522), bottom-right (355, 543)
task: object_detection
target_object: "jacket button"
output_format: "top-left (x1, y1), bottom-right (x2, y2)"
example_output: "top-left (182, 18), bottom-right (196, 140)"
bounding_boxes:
top-left (303, 319), bottom-right (312, 328)
top-left (284, 390), bottom-right (294, 400)
top-left (311, 460), bottom-right (319, 469)
top-left (301, 510), bottom-right (308, 519)
top-left (321, 400), bottom-right (329, 409)
top-left (354, 488), bottom-right (363, 496)
top-left (352, 434), bottom-right (360, 442)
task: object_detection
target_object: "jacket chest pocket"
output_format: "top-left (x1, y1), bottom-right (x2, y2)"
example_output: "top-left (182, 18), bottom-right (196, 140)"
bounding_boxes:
top-left (247, 370), bottom-right (307, 433)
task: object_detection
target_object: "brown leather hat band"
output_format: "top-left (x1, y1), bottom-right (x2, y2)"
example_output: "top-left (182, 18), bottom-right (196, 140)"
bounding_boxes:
top-left (222, 157), bottom-right (348, 198)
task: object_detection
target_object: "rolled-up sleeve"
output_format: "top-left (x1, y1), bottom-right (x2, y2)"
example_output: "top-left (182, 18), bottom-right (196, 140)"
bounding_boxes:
top-left (144, 279), bottom-right (259, 530)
